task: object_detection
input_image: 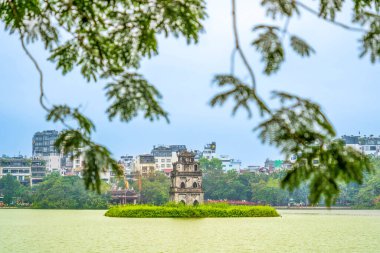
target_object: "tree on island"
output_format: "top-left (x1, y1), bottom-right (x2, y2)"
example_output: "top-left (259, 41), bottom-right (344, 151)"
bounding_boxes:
top-left (1, 0), bottom-right (379, 206)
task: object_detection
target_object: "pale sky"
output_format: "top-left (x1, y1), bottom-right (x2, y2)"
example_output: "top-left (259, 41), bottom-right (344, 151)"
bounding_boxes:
top-left (0, 0), bottom-right (379, 166)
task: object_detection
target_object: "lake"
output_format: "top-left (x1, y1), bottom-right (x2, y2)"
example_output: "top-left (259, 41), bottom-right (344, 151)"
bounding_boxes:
top-left (0, 209), bottom-right (379, 252)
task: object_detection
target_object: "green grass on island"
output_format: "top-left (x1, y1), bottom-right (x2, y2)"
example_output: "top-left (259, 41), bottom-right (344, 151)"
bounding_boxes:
top-left (105, 203), bottom-right (279, 218)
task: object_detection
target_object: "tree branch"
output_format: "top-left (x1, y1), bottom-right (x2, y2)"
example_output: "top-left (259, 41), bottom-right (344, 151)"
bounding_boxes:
top-left (8, 0), bottom-right (50, 112)
top-left (295, 1), bottom-right (367, 33)
top-left (230, 48), bottom-right (237, 75)
top-left (231, 0), bottom-right (256, 89)
top-left (19, 34), bottom-right (50, 112)
top-left (281, 17), bottom-right (291, 42)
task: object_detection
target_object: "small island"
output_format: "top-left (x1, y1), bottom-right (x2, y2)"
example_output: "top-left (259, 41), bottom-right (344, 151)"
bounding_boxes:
top-left (105, 203), bottom-right (279, 218)
top-left (106, 151), bottom-right (279, 218)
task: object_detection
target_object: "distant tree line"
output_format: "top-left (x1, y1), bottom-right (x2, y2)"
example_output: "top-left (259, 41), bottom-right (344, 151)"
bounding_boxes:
top-left (1, 157), bottom-right (379, 209)
top-left (130, 157), bottom-right (380, 208)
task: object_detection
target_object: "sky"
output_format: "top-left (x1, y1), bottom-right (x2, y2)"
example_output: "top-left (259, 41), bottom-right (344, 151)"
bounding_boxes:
top-left (0, 1), bottom-right (379, 166)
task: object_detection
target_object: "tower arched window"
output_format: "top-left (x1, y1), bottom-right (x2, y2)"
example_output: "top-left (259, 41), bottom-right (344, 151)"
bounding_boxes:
top-left (193, 182), bottom-right (198, 188)
top-left (180, 182), bottom-right (186, 188)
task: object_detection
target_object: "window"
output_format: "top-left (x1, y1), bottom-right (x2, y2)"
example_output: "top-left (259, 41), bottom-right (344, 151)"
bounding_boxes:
top-left (155, 159), bottom-right (158, 162)
top-left (161, 164), bottom-right (165, 168)
top-left (166, 164), bottom-right (171, 168)
top-left (180, 182), bottom-right (186, 188)
top-left (166, 159), bottom-right (171, 162)
top-left (193, 182), bottom-right (198, 188)
top-left (161, 159), bottom-right (165, 162)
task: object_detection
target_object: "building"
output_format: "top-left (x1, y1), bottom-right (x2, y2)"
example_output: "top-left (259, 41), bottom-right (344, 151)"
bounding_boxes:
top-left (151, 145), bottom-right (186, 172)
top-left (132, 154), bottom-right (156, 177)
top-left (169, 151), bottom-right (204, 205)
top-left (32, 130), bottom-right (60, 156)
top-left (109, 189), bottom-right (138, 205)
top-left (342, 135), bottom-right (380, 156)
top-left (0, 156), bottom-right (31, 185)
top-left (239, 165), bottom-right (261, 174)
top-left (202, 142), bottom-right (216, 159)
top-left (218, 155), bottom-right (242, 171)
top-left (201, 142), bottom-right (241, 171)
top-left (32, 130), bottom-right (61, 173)
top-left (119, 155), bottom-right (134, 175)
top-left (31, 158), bottom-right (46, 185)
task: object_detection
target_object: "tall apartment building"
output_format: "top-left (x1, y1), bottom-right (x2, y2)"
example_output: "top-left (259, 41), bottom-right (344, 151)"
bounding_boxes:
top-left (151, 145), bottom-right (186, 171)
top-left (31, 158), bottom-right (47, 185)
top-left (32, 130), bottom-right (61, 173)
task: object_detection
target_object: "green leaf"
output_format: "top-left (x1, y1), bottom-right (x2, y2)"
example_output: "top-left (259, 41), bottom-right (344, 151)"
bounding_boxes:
top-left (319, 0), bottom-right (343, 20)
top-left (55, 130), bottom-right (122, 194)
top-left (210, 75), bottom-right (270, 117)
top-left (290, 36), bottom-right (315, 57)
top-left (359, 20), bottom-right (380, 63)
top-left (105, 73), bottom-right (169, 122)
top-left (252, 25), bottom-right (285, 75)
top-left (255, 91), bottom-right (372, 206)
top-left (47, 105), bottom-right (95, 135)
top-left (261, 0), bottom-right (300, 18)
top-left (281, 142), bottom-right (372, 206)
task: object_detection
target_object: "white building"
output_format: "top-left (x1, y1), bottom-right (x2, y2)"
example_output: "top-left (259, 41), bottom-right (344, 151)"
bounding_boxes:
top-left (0, 156), bottom-right (31, 185)
top-left (218, 155), bottom-right (242, 171)
top-left (151, 145), bottom-right (187, 171)
top-left (202, 142), bottom-right (216, 159)
top-left (201, 142), bottom-right (241, 172)
top-left (342, 135), bottom-right (380, 156)
top-left (119, 155), bottom-right (134, 175)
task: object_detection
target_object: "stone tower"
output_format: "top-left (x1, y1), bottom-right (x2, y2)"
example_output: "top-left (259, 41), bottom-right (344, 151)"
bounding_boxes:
top-left (169, 151), bottom-right (204, 205)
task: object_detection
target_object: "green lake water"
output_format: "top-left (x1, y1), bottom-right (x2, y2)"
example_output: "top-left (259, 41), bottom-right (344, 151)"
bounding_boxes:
top-left (0, 209), bottom-right (379, 252)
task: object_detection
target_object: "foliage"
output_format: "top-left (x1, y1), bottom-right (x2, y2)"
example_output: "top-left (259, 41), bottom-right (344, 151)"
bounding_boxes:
top-left (129, 172), bottom-right (170, 205)
top-left (105, 203), bottom-right (279, 218)
top-left (202, 161), bottom-right (380, 208)
top-left (210, 75), bottom-right (270, 117)
top-left (198, 157), bottom-right (223, 172)
top-left (32, 173), bottom-right (110, 209)
top-left (105, 73), bottom-right (169, 122)
top-left (252, 25), bottom-right (285, 75)
top-left (251, 178), bottom-right (289, 206)
top-left (54, 129), bottom-right (122, 193)
top-left (0, 0), bottom-right (206, 193)
top-left (1, 0), bottom-right (380, 204)
top-left (254, 92), bottom-right (373, 205)
top-left (0, 174), bottom-right (30, 205)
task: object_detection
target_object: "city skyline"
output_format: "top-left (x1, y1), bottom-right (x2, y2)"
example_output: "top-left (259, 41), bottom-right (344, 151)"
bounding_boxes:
top-left (1, 0), bottom-right (379, 165)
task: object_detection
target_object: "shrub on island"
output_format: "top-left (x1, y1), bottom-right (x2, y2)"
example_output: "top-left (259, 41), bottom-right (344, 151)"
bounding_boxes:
top-left (105, 203), bottom-right (279, 218)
